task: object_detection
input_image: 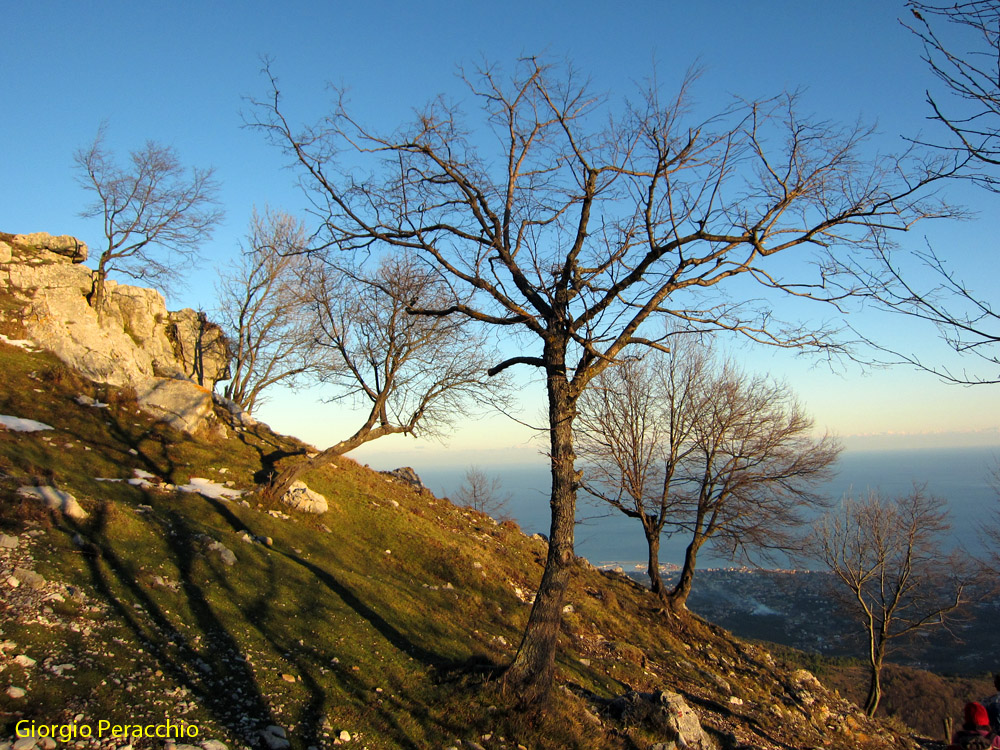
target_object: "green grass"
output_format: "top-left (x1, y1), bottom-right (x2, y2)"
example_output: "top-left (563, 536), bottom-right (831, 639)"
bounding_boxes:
top-left (0, 335), bottom-right (923, 750)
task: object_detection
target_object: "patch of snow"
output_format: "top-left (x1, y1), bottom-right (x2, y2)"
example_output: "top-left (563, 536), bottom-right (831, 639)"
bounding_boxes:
top-left (178, 477), bottom-right (244, 500)
top-left (0, 333), bottom-right (37, 350)
top-left (0, 415), bottom-right (54, 432)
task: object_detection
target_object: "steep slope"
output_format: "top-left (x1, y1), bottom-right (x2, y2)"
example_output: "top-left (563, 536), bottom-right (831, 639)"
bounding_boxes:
top-left (0, 294), bottom-right (925, 750)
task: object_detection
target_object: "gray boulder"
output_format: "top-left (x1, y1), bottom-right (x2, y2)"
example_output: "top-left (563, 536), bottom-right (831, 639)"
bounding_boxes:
top-left (282, 481), bottom-right (329, 514)
top-left (136, 377), bottom-right (216, 435)
top-left (380, 466), bottom-right (425, 491)
top-left (17, 486), bottom-right (88, 520)
top-left (606, 689), bottom-right (716, 750)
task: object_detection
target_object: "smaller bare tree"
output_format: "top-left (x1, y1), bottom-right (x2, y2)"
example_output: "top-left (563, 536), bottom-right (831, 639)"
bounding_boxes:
top-left (578, 340), bottom-right (839, 608)
top-left (576, 337), bottom-right (709, 598)
top-left (454, 466), bottom-right (511, 520)
top-left (216, 207), bottom-right (322, 413)
top-left (667, 366), bottom-right (841, 609)
top-left (810, 488), bottom-right (974, 717)
top-left (75, 124), bottom-right (223, 313)
top-left (262, 254), bottom-right (507, 501)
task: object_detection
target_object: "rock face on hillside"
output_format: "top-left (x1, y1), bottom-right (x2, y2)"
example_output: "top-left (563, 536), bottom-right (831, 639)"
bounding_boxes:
top-left (0, 232), bottom-right (230, 434)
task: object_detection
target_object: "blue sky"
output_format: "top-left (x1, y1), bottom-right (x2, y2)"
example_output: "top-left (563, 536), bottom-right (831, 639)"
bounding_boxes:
top-left (3, 1), bottom-right (999, 464)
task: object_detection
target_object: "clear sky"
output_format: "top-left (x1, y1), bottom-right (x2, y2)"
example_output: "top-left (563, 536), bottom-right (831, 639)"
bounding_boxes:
top-left (3, 1), bottom-right (999, 464)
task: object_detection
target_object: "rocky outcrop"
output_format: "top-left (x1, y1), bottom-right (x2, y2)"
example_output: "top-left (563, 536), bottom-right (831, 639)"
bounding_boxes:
top-left (0, 232), bottom-right (231, 435)
top-left (380, 466), bottom-right (426, 491)
top-left (11, 232), bottom-right (88, 263)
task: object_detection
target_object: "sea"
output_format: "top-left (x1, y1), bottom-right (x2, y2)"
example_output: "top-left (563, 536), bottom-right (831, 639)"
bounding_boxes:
top-left (370, 446), bottom-right (1000, 572)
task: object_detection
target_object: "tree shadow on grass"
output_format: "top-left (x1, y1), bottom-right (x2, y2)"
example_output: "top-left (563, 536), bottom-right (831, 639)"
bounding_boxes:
top-left (67, 502), bottom-right (276, 746)
top-left (200, 495), bottom-right (489, 746)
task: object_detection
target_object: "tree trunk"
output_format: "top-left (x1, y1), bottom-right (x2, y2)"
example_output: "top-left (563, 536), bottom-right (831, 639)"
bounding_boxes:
top-left (667, 536), bottom-right (702, 610)
top-left (863, 657), bottom-right (883, 716)
top-left (503, 358), bottom-right (577, 706)
top-left (260, 421), bottom-right (404, 502)
top-left (645, 527), bottom-right (665, 598)
top-left (864, 640), bottom-right (886, 716)
top-left (89, 258), bottom-right (109, 321)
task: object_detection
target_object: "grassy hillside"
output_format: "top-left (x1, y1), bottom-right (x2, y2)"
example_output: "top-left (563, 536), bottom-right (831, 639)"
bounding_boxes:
top-left (0, 332), bottom-right (937, 750)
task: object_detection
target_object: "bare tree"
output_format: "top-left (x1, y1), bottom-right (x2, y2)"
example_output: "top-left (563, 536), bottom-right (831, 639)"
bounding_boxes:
top-left (75, 124), bottom-right (223, 313)
top-left (666, 365), bottom-right (840, 609)
top-left (216, 207), bottom-right (322, 413)
top-left (249, 58), bottom-right (952, 703)
top-left (263, 254), bottom-right (506, 501)
top-left (580, 342), bottom-right (838, 608)
top-left (576, 337), bottom-right (709, 599)
top-left (810, 488), bottom-right (973, 717)
top-left (454, 466), bottom-right (511, 520)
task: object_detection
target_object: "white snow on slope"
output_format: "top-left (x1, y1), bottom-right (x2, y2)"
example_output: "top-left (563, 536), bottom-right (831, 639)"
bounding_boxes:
top-left (0, 415), bottom-right (54, 432)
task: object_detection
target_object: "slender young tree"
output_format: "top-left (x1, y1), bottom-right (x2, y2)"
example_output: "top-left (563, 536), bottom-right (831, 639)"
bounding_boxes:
top-left (217, 207), bottom-right (322, 413)
top-left (579, 343), bottom-right (839, 607)
top-left (455, 466), bottom-right (512, 520)
top-left (810, 488), bottom-right (974, 717)
top-left (249, 58), bottom-right (953, 703)
top-left (75, 124), bottom-right (223, 314)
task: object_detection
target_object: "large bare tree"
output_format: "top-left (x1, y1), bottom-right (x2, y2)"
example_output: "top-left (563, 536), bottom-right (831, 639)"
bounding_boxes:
top-left (810, 488), bottom-right (974, 717)
top-left (263, 254), bottom-right (506, 501)
top-left (217, 207), bottom-right (323, 413)
top-left (249, 58), bottom-right (952, 703)
top-left (75, 124), bottom-right (223, 313)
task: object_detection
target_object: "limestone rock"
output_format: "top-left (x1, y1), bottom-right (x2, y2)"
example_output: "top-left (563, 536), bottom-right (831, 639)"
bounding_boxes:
top-left (0, 240), bottom-right (11, 264)
top-left (166, 308), bottom-right (230, 385)
top-left (0, 533), bottom-right (19, 549)
top-left (136, 377), bottom-right (215, 435)
top-left (282, 481), bottom-right (329, 514)
top-left (6, 686), bottom-right (25, 699)
top-left (380, 466), bottom-right (425, 490)
top-left (207, 540), bottom-right (237, 566)
top-left (17, 485), bottom-right (88, 520)
top-left (261, 727), bottom-right (290, 750)
top-left (12, 232), bottom-right (88, 262)
top-left (1, 237), bottom-right (230, 430)
top-left (12, 569), bottom-right (45, 589)
top-left (606, 689), bottom-right (716, 750)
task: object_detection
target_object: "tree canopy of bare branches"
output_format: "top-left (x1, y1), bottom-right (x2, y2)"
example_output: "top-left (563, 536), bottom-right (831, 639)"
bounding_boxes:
top-left (263, 254), bottom-right (507, 501)
top-left (217, 207), bottom-right (323, 413)
top-left (809, 488), bottom-right (974, 717)
top-left (454, 466), bottom-right (512, 520)
top-left (74, 124), bottom-right (223, 313)
top-left (845, 4), bottom-right (1000, 384)
top-left (909, 1), bottom-right (1000, 182)
top-left (248, 57), bottom-right (953, 703)
top-left (579, 339), bottom-right (840, 608)
top-left (576, 337), bottom-right (707, 599)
